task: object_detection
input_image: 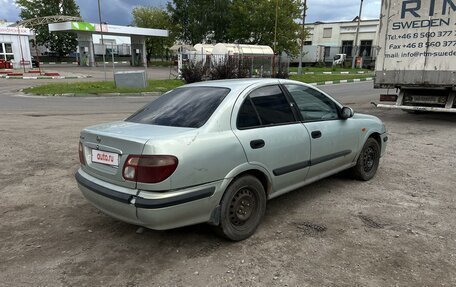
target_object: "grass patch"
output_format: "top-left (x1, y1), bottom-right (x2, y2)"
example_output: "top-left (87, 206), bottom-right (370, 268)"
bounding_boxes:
top-left (289, 66), bottom-right (372, 73)
top-left (290, 74), bottom-right (373, 83)
top-left (24, 79), bottom-right (184, 95)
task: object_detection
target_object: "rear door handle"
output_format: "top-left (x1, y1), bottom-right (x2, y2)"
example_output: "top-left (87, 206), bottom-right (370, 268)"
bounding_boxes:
top-left (250, 139), bottom-right (265, 149)
top-left (311, 130), bottom-right (322, 139)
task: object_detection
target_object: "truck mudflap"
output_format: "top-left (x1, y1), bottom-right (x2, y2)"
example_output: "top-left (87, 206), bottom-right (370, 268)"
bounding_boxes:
top-left (372, 103), bottom-right (456, 113)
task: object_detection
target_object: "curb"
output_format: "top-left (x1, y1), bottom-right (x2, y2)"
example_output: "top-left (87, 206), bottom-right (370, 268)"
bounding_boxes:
top-left (39, 61), bottom-right (130, 65)
top-left (289, 71), bottom-right (370, 75)
top-left (39, 62), bottom-right (78, 65)
top-left (98, 61), bottom-right (130, 64)
top-left (309, 77), bottom-right (373, 86)
top-left (32, 91), bottom-right (163, 97)
top-left (0, 75), bottom-right (91, 80)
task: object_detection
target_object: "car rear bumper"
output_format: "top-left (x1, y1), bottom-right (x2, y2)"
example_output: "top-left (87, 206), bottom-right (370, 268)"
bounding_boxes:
top-left (75, 168), bottom-right (224, 230)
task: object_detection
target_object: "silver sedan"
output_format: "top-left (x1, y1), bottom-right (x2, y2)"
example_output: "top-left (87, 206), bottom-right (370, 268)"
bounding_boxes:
top-left (75, 78), bottom-right (387, 241)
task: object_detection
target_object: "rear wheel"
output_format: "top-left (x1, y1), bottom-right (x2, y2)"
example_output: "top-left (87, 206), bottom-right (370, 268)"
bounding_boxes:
top-left (351, 137), bottom-right (380, 181)
top-left (217, 175), bottom-right (266, 241)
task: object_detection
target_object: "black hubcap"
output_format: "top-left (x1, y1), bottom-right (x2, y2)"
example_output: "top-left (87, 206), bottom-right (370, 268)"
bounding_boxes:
top-left (229, 188), bottom-right (256, 226)
top-left (363, 146), bottom-right (376, 172)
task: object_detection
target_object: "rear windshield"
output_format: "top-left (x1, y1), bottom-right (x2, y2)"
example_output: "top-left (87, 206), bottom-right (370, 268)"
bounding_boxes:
top-left (126, 87), bottom-right (230, 128)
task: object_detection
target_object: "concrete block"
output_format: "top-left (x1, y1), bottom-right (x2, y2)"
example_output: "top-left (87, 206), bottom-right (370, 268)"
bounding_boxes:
top-left (114, 70), bottom-right (146, 88)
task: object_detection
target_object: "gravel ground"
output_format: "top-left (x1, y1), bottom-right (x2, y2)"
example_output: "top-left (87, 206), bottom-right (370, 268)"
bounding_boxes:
top-left (0, 89), bottom-right (455, 286)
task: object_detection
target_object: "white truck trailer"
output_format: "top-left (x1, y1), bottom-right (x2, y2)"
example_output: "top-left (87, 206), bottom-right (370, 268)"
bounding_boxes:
top-left (374, 0), bottom-right (456, 113)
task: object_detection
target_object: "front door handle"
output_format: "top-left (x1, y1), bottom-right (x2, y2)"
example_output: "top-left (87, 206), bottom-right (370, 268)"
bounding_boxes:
top-left (250, 139), bottom-right (265, 149)
top-left (311, 130), bottom-right (322, 139)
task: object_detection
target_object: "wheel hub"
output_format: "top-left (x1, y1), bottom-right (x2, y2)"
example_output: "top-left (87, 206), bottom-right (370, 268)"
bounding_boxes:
top-left (363, 146), bottom-right (376, 172)
top-left (229, 188), bottom-right (256, 226)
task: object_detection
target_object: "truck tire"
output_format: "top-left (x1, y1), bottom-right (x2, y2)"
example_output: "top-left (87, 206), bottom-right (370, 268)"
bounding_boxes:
top-left (351, 137), bottom-right (380, 181)
top-left (217, 175), bottom-right (266, 241)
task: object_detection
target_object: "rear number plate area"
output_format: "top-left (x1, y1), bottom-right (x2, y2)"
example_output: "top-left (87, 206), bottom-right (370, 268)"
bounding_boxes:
top-left (91, 149), bottom-right (119, 167)
top-left (411, 96), bottom-right (440, 104)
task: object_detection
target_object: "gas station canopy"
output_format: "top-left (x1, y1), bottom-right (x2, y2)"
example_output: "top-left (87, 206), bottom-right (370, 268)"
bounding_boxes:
top-left (48, 21), bottom-right (168, 37)
top-left (48, 21), bottom-right (168, 67)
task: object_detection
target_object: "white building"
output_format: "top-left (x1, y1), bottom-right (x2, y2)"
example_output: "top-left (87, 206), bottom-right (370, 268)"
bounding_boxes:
top-left (0, 23), bottom-right (34, 68)
top-left (299, 18), bottom-right (379, 65)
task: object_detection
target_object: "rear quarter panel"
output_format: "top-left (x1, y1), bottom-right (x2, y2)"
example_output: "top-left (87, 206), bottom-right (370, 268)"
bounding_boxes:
top-left (138, 130), bottom-right (247, 191)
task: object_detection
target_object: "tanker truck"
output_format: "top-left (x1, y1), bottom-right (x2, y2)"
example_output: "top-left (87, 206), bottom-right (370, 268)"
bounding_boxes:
top-left (374, 0), bottom-right (456, 113)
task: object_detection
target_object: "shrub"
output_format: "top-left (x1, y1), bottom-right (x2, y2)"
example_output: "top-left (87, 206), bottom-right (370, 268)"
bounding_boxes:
top-left (209, 57), bottom-right (238, 80)
top-left (180, 61), bottom-right (208, 83)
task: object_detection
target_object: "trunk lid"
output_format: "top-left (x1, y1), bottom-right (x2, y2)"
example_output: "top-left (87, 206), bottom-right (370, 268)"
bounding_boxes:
top-left (79, 121), bottom-right (193, 189)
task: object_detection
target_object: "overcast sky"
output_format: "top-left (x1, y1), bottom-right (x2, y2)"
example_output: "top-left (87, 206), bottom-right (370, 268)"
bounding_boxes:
top-left (1, 0), bottom-right (381, 25)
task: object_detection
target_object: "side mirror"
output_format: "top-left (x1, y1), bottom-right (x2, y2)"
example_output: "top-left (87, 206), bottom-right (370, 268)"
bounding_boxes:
top-left (341, 106), bottom-right (354, 119)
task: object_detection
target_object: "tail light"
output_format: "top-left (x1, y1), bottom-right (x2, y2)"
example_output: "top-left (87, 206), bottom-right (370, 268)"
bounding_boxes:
top-left (123, 155), bottom-right (178, 183)
top-left (79, 142), bottom-right (85, 165)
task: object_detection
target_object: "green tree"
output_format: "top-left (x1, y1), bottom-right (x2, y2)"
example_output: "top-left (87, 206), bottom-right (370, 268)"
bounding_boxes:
top-left (167, 0), bottom-right (231, 44)
top-left (228, 0), bottom-right (304, 56)
top-left (16, 0), bottom-right (81, 58)
top-left (132, 6), bottom-right (176, 62)
top-left (210, 0), bottom-right (231, 43)
top-left (167, 0), bottom-right (305, 56)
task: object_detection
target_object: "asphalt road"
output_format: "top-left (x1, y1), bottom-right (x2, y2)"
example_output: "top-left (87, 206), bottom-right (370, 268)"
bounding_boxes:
top-left (0, 79), bottom-right (386, 115)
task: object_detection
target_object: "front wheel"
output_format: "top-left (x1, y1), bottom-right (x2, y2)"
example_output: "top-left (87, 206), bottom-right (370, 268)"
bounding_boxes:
top-left (350, 137), bottom-right (381, 181)
top-left (217, 175), bottom-right (266, 241)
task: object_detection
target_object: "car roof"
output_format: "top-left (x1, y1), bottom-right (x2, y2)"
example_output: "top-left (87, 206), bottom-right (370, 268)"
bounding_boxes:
top-left (183, 78), bottom-right (277, 89)
top-left (182, 78), bottom-right (312, 92)
top-left (189, 78), bottom-right (342, 109)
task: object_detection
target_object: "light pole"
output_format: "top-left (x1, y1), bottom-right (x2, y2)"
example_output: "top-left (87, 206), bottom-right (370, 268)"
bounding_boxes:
top-left (298, 0), bottom-right (307, 75)
top-left (16, 22), bottom-right (26, 73)
top-left (351, 0), bottom-right (364, 69)
top-left (98, 0), bottom-right (107, 80)
top-left (272, 0), bottom-right (279, 76)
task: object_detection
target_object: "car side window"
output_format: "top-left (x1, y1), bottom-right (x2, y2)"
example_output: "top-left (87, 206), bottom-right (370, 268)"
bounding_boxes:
top-left (236, 85), bottom-right (296, 129)
top-left (284, 84), bottom-right (339, 122)
top-left (237, 97), bottom-right (261, 129)
top-left (249, 85), bottom-right (295, 125)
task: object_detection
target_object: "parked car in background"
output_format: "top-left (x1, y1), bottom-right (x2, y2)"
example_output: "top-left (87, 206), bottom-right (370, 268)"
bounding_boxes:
top-left (75, 78), bottom-right (387, 241)
top-left (333, 53), bottom-right (346, 66)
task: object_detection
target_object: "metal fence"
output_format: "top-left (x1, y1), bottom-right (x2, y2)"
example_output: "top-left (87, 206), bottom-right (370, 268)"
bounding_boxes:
top-left (170, 53), bottom-right (290, 79)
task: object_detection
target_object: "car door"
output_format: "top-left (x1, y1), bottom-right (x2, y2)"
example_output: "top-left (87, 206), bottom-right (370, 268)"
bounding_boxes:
top-left (283, 84), bottom-right (359, 180)
top-left (232, 84), bottom-right (311, 196)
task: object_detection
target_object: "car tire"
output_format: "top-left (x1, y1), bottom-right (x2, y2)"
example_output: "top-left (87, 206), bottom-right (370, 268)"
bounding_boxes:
top-left (217, 175), bottom-right (266, 241)
top-left (351, 137), bottom-right (380, 181)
